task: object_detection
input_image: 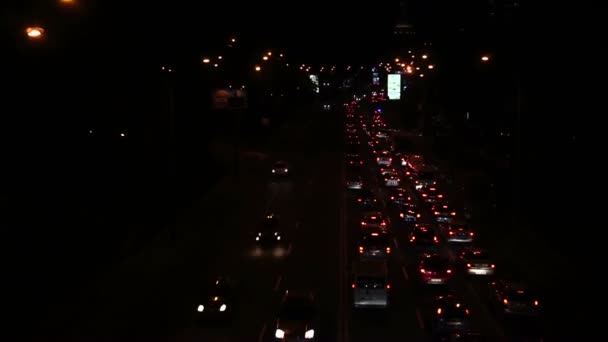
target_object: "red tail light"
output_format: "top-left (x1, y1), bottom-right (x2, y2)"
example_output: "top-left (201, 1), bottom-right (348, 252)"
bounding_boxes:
top-left (386, 247), bottom-right (391, 253)
top-left (361, 221), bottom-right (366, 225)
top-left (450, 212), bottom-right (456, 216)
top-left (357, 198), bottom-right (362, 202)
top-left (420, 269), bottom-right (426, 273)
top-left (351, 283), bottom-right (355, 288)
top-left (359, 246), bottom-right (364, 253)
top-left (449, 231), bottom-right (454, 235)
top-left (422, 194), bottom-right (428, 197)
top-left (433, 236), bottom-right (439, 243)
top-left (438, 194), bottom-right (443, 198)
top-left (386, 284), bottom-right (391, 289)
top-left (446, 269), bottom-right (452, 274)
top-left (434, 211), bottom-right (440, 215)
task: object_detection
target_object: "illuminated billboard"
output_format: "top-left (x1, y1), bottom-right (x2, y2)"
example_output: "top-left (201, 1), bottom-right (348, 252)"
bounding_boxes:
top-left (387, 74), bottom-right (401, 100)
top-left (309, 74), bottom-right (319, 93)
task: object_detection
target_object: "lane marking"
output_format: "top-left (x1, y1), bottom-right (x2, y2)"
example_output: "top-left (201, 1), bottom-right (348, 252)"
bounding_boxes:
top-left (273, 275), bottom-right (282, 292)
top-left (392, 237), bottom-right (400, 250)
top-left (257, 322), bottom-right (267, 342)
top-left (401, 265), bottom-right (409, 281)
top-left (415, 308), bottom-right (425, 330)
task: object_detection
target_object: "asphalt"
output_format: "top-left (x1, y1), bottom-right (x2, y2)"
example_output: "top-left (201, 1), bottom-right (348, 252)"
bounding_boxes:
top-left (38, 103), bottom-right (342, 342)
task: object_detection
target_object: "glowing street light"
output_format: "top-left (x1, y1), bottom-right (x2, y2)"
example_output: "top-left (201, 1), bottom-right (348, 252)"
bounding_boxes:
top-left (481, 55), bottom-right (490, 62)
top-left (262, 56), bottom-right (269, 61)
top-left (255, 65), bottom-right (261, 72)
top-left (26, 26), bottom-right (45, 39)
top-left (202, 58), bottom-right (210, 64)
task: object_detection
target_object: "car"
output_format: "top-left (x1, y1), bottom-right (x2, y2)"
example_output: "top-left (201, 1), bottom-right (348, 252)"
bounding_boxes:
top-left (399, 202), bottom-right (421, 222)
top-left (459, 248), bottom-right (495, 275)
top-left (356, 189), bottom-right (378, 209)
top-left (346, 174), bottom-right (364, 190)
top-left (195, 277), bottom-right (235, 321)
top-left (409, 224), bottom-right (439, 251)
top-left (430, 203), bottom-right (457, 223)
top-left (274, 290), bottom-right (317, 340)
top-left (388, 187), bottom-right (413, 206)
top-left (346, 155), bottom-right (364, 166)
top-left (255, 213), bottom-right (283, 246)
top-left (360, 212), bottom-right (389, 230)
top-left (447, 223), bottom-right (474, 243)
top-left (414, 168), bottom-right (437, 190)
top-left (272, 161), bottom-right (289, 176)
top-left (358, 231), bottom-right (391, 259)
top-left (376, 151), bottom-right (392, 166)
top-left (378, 167), bottom-right (398, 178)
top-left (419, 254), bottom-right (453, 284)
top-left (384, 173), bottom-right (400, 187)
top-left (489, 280), bottom-right (541, 316)
top-left (420, 185), bottom-right (445, 203)
top-left (431, 294), bottom-right (472, 334)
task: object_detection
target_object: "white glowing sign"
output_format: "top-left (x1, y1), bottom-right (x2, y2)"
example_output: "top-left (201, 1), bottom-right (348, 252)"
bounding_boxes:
top-left (387, 74), bottom-right (401, 100)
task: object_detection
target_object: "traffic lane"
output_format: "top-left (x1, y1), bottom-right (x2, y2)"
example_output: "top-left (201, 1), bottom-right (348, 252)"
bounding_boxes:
top-left (44, 117), bottom-right (307, 339)
top-left (258, 107), bottom-right (343, 341)
top-left (357, 153), bottom-right (507, 340)
top-left (61, 151), bottom-right (278, 339)
top-left (345, 167), bottom-right (424, 341)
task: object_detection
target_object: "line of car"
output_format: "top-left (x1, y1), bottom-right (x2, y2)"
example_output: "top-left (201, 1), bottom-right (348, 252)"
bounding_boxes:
top-left (344, 99), bottom-right (543, 341)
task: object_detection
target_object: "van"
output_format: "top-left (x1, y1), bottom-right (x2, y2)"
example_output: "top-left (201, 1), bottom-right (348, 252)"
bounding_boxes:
top-left (352, 260), bottom-right (389, 308)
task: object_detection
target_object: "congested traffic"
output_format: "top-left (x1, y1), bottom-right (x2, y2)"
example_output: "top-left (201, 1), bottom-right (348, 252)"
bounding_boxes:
top-left (343, 96), bottom-right (543, 341)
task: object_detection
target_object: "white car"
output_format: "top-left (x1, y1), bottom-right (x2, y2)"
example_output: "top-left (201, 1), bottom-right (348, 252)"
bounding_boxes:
top-left (272, 161), bottom-right (289, 176)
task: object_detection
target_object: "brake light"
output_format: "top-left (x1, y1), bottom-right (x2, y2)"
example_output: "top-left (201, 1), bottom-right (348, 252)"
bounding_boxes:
top-left (449, 231), bottom-right (454, 235)
top-left (469, 232), bottom-right (474, 236)
top-left (503, 299), bottom-right (508, 305)
top-left (361, 221), bottom-right (367, 225)
top-left (357, 198), bottom-right (362, 202)
top-left (376, 158), bottom-right (380, 161)
top-left (534, 300), bottom-right (539, 306)
top-left (351, 283), bottom-right (355, 288)
top-left (434, 211), bottom-right (440, 215)
top-left (420, 268), bottom-right (426, 273)
top-left (371, 232), bottom-right (379, 236)
top-left (386, 247), bottom-right (391, 253)
top-left (466, 263), bottom-right (471, 268)
top-left (422, 194), bottom-right (428, 197)
top-left (386, 284), bottom-right (391, 289)
top-left (380, 222), bottom-right (386, 226)
top-left (437, 308), bottom-right (442, 315)
top-left (446, 269), bottom-right (452, 274)
top-left (359, 246), bottom-right (364, 253)
top-left (451, 212), bottom-right (457, 216)
top-left (390, 196), bottom-right (394, 200)
top-left (433, 236), bottom-right (439, 243)
top-left (491, 264), bottom-right (495, 268)
top-left (438, 194), bottom-right (443, 198)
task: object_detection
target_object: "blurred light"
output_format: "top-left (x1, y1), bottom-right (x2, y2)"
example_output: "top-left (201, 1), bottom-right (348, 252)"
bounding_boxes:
top-left (286, 63), bottom-right (289, 67)
top-left (262, 56), bottom-right (269, 61)
top-left (400, 63), bottom-right (406, 67)
top-left (420, 74), bottom-right (424, 77)
top-left (428, 65), bottom-right (434, 69)
top-left (394, 58), bottom-right (400, 63)
top-left (267, 51), bottom-right (272, 56)
top-left (59, 0), bottom-right (75, 4)
top-left (214, 63), bottom-right (218, 67)
top-left (202, 58), bottom-right (210, 64)
top-left (481, 55), bottom-right (490, 62)
top-left (255, 65), bottom-right (261, 71)
top-left (422, 54), bottom-right (428, 59)
top-left (231, 38), bottom-right (236, 42)
top-left (279, 53), bottom-right (284, 57)
top-left (26, 27), bottom-right (44, 38)
top-left (218, 56), bottom-right (223, 60)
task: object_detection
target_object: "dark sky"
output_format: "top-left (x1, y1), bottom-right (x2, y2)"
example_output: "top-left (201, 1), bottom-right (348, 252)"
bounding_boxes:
top-left (6, 0), bottom-right (403, 64)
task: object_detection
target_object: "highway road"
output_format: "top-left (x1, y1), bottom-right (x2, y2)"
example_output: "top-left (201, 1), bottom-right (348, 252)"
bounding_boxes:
top-left (39, 104), bottom-right (343, 342)
top-left (38, 96), bottom-right (555, 342)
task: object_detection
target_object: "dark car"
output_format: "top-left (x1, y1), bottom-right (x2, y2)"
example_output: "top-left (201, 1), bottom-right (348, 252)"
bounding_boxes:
top-left (273, 291), bottom-right (318, 340)
top-left (431, 294), bottom-right (472, 334)
top-left (356, 189), bottom-right (378, 209)
top-left (195, 277), bottom-right (235, 322)
top-left (255, 213), bottom-right (283, 246)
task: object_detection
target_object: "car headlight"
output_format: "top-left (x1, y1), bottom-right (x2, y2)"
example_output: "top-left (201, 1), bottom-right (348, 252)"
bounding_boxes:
top-left (219, 304), bottom-right (227, 312)
top-left (305, 329), bottom-right (315, 339)
top-left (275, 329), bottom-right (285, 339)
top-left (197, 304), bottom-right (204, 312)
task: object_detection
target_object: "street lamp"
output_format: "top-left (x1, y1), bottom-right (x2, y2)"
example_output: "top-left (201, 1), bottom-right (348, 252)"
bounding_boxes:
top-left (26, 26), bottom-right (45, 39)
